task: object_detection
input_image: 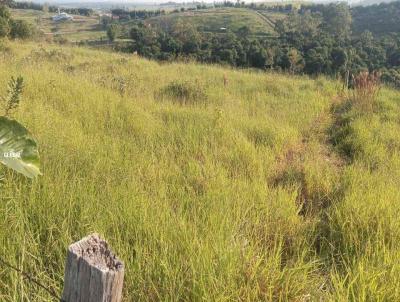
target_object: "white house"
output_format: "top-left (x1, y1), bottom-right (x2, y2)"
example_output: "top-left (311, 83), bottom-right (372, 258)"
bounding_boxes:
top-left (52, 9), bottom-right (73, 22)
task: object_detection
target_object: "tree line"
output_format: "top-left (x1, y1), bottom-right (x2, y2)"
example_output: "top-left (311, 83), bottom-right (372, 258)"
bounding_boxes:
top-left (351, 1), bottom-right (400, 35)
top-left (7, 1), bottom-right (94, 17)
top-left (111, 9), bottom-right (166, 21)
top-left (108, 2), bottom-right (400, 88)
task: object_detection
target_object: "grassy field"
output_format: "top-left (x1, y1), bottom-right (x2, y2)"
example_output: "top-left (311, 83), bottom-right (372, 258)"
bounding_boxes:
top-left (146, 8), bottom-right (278, 36)
top-left (11, 7), bottom-right (282, 43)
top-left (256, 10), bottom-right (287, 27)
top-left (11, 9), bottom-right (106, 43)
top-left (1, 40), bottom-right (400, 301)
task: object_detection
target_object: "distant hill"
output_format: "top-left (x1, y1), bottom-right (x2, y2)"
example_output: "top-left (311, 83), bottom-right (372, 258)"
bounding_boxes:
top-left (145, 7), bottom-right (281, 37)
top-left (353, 0), bottom-right (398, 6)
top-left (351, 0), bottom-right (400, 34)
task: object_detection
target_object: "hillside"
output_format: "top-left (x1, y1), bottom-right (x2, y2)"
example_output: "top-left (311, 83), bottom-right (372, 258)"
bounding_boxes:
top-left (11, 8), bottom-right (106, 42)
top-left (145, 8), bottom-right (278, 37)
top-left (355, 0), bottom-right (398, 7)
top-left (351, 0), bottom-right (400, 34)
top-left (1, 41), bottom-right (400, 301)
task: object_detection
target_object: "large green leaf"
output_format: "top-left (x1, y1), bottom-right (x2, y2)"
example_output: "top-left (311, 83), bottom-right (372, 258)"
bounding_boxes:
top-left (0, 117), bottom-right (41, 178)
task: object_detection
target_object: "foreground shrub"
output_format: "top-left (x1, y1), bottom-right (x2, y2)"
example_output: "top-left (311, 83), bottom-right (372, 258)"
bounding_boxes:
top-left (10, 20), bottom-right (32, 39)
top-left (0, 6), bottom-right (35, 40)
top-left (351, 71), bottom-right (381, 112)
top-left (0, 16), bottom-right (10, 38)
top-left (26, 47), bottom-right (73, 63)
top-left (159, 80), bottom-right (208, 105)
top-left (0, 38), bottom-right (11, 53)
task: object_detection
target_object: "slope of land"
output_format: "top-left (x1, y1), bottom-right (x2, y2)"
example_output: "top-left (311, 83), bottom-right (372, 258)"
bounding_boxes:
top-left (351, 0), bottom-right (400, 34)
top-left (146, 8), bottom-right (278, 36)
top-left (1, 41), bottom-right (400, 301)
top-left (11, 9), bottom-right (106, 42)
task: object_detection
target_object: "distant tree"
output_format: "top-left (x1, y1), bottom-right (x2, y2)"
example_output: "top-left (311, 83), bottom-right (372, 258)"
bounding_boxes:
top-left (286, 48), bottom-right (304, 74)
top-left (111, 9), bottom-right (124, 17)
top-left (237, 25), bottom-right (251, 39)
top-left (331, 47), bottom-right (347, 73)
top-left (77, 8), bottom-right (93, 17)
top-left (110, 1), bottom-right (400, 87)
top-left (101, 16), bottom-right (111, 30)
top-left (388, 49), bottom-right (400, 67)
top-left (354, 30), bottom-right (386, 70)
top-left (42, 2), bottom-right (49, 13)
top-left (210, 32), bottom-right (240, 65)
top-left (305, 47), bottom-right (330, 74)
top-left (351, 1), bottom-right (400, 35)
top-left (171, 20), bottom-right (201, 54)
top-left (107, 24), bottom-right (119, 42)
top-left (359, 30), bottom-right (374, 47)
top-left (274, 19), bottom-right (287, 36)
top-left (0, 5), bottom-right (11, 38)
top-left (322, 3), bottom-right (352, 42)
top-left (0, 5), bottom-right (11, 20)
top-left (130, 24), bottom-right (160, 58)
top-left (159, 33), bottom-right (180, 55)
top-left (277, 10), bottom-right (322, 49)
top-left (248, 40), bottom-right (268, 68)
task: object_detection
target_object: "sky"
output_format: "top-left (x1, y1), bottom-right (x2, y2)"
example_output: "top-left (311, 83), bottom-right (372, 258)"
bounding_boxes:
top-left (28, 0), bottom-right (273, 3)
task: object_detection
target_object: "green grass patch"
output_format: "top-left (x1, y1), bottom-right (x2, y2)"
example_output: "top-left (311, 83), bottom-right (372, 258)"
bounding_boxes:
top-left (1, 41), bottom-right (400, 301)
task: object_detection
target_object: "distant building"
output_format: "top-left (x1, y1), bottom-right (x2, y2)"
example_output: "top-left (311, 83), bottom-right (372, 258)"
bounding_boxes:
top-left (98, 13), bottom-right (112, 18)
top-left (52, 9), bottom-right (73, 22)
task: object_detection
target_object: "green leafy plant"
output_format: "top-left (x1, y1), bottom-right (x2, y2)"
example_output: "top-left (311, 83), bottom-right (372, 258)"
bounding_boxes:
top-left (2, 75), bottom-right (24, 116)
top-left (0, 117), bottom-right (41, 178)
top-left (0, 76), bottom-right (41, 178)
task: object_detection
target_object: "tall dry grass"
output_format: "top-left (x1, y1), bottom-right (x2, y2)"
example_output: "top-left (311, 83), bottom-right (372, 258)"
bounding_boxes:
top-left (351, 71), bottom-right (381, 112)
top-left (0, 41), bottom-right (400, 301)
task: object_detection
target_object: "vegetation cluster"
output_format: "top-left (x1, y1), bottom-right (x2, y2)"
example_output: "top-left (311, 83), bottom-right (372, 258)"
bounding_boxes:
top-left (0, 5), bottom-right (33, 40)
top-left (104, 2), bottom-right (400, 88)
top-left (7, 1), bottom-right (94, 17)
top-left (110, 9), bottom-right (166, 21)
top-left (6, 0), bottom-right (400, 89)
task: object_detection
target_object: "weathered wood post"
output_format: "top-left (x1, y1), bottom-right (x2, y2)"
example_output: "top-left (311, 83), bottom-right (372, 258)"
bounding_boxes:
top-left (62, 234), bottom-right (124, 302)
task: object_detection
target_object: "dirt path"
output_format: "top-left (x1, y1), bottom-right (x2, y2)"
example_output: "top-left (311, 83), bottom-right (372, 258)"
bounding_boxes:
top-left (254, 10), bottom-right (276, 29)
top-left (270, 94), bottom-right (348, 216)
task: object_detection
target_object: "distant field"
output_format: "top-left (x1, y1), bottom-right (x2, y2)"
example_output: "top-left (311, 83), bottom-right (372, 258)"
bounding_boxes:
top-left (146, 8), bottom-right (279, 37)
top-left (10, 9), bottom-right (107, 42)
top-left (256, 10), bottom-right (287, 27)
top-left (11, 7), bottom-right (284, 43)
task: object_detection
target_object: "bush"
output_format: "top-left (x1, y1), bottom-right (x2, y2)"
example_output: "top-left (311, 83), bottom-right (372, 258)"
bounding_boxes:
top-left (10, 20), bottom-right (32, 39)
top-left (0, 5), bottom-right (10, 19)
top-left (0, 16), bottom-right (10, 38)
top-left (381, 68), bottom-right (400, 88)
top-left (351, 71), bottom-right (381, 112)
top-left (26, 47), bottom-right (73, 63)
top-left (107, 24), bottom-right (119, 42)
top-left (159, 80), bottom-right (208, 105)
top-left (53, 35), bottom-right (69, 45)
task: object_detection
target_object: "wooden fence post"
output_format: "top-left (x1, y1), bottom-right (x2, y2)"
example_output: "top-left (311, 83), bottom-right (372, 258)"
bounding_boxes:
top-left (62, 234), bottom-right (124, 302)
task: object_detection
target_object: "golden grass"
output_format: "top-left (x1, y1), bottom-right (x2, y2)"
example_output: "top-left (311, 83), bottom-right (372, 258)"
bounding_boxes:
top-left (0, 41), bottom-right (400, 301)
